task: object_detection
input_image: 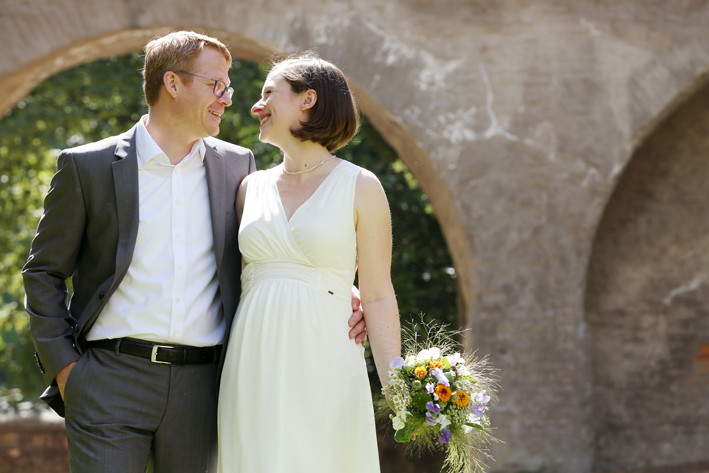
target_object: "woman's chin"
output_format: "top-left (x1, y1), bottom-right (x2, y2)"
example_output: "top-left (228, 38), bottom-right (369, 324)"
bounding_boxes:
top-left (258, 132), bottom-right (277, 147)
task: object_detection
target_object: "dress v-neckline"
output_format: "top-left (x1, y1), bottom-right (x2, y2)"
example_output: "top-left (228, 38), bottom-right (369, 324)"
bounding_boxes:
top-left (273, 161), bottom-right (344, 224)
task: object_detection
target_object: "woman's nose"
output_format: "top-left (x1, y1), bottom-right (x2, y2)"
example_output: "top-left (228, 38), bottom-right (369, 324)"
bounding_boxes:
top-left (251, 101), bottom-right (264, 115)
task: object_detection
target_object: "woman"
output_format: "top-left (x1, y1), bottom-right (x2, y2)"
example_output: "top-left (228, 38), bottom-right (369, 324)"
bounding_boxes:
top-left (217, 53), bottom-right (401, 472)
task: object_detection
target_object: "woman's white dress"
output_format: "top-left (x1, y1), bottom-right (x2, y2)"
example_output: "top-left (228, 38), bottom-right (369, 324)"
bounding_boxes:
top-left (218, 160), bottom-right (381, 472)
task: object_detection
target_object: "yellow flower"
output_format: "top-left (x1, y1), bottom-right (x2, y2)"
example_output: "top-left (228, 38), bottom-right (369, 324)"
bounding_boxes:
top-left (435, 384), bottom-right (452, 402)
top-left (429, 360), bottom-right (444, 370)
top-left (454, 390), bottom-right (470, 407)
top-left (414, 366), bottom-right (428, 378)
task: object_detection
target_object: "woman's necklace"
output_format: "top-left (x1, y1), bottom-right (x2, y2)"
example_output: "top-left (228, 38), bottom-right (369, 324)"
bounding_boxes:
top-left (282, 155), bottom-right (335, 175)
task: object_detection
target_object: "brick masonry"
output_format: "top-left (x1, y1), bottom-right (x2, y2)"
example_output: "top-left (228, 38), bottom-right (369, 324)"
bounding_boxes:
top-left (0, 417), bottom-right (445, 473)
top-left (0, 419), bottom-right (68, 473)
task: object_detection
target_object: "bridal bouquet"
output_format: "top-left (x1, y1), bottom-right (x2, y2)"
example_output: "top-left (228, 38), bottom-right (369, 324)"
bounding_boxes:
top-left (382, 323), bottom-right (497, 473)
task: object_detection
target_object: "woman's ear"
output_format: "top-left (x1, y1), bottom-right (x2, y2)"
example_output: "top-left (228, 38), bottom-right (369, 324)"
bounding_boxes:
top-left (301, 89), bottom-right (317, 111)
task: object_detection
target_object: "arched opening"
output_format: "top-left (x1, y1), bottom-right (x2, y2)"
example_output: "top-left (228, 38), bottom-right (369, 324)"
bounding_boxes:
top-left (0, 28), bottom-right (470, 324)
top-left (1, 29), bottom-right (461, 473)
top-left (585, 78), bottom-right (709, 471)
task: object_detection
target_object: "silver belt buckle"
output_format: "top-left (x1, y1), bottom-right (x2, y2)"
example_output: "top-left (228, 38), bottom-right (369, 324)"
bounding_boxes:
top-left (151, 344), bottom-right (174, 364)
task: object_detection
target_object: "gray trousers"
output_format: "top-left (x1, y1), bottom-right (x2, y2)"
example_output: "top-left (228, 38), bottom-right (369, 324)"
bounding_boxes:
top-left (63, 345), bottom-right (219, 473)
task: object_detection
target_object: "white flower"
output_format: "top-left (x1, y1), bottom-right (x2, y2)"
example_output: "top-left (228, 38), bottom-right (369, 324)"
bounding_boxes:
top-left (392, 415), bottom-right (405, 430)
top-left (464, 412), bottom-right (482, 433)
top-left (446, 352), bottom-right (462, 366)
top-left (456, 380), bottom-right (474, 393)
top-left (429, 347), bottom-right (441, 359)
top-left (391, 391), bottom-right (411, 412)
top-left (467, 412), bottom-right (482, 424)
top-left (432, 368), bottom-right (450, 386)
top-left (405, 355), bottom-right (417, 367)
top-left (416, 348), bottom-right (432, 362)
top-left (391, 411), bottom-right (408, 430)
top-left (437, 414), bottom-right (451, 429)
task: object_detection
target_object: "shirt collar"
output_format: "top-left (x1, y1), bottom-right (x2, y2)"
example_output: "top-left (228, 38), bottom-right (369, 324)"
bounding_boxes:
top-left (136, 115), bottom-right (206, 168)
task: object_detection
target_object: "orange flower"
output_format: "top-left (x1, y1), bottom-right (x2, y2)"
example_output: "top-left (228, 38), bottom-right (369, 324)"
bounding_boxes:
top-left (429, 360), bottom-right (444, 370)
top-left (414, 366), bottom-right (428, 378)
top-left (435, 384), bottom-right (452, 402)
top-left (454, 390), bottom-right (470, 407)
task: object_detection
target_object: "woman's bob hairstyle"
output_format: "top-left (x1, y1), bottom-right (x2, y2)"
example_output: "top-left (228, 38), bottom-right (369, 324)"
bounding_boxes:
top-left (268, 52), bottom-right (359, 152)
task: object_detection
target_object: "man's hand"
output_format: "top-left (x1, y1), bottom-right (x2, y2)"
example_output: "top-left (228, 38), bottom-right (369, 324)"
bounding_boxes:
top-left (348, 286), bottom-right (367, 345)
top-left (56, 362), bottom-right (76, 400)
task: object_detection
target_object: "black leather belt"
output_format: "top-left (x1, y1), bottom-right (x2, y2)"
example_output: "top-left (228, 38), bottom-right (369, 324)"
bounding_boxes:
top-left (87, 338), bottom-right (221, 365)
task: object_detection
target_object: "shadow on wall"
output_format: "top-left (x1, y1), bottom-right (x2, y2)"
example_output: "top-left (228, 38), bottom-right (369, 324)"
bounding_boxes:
top-left (586, 79), bottom-right (709, 472)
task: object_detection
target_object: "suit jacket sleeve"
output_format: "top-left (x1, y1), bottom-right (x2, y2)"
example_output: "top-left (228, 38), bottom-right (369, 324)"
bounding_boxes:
top-left (22, 150), bottom-right (86, 386)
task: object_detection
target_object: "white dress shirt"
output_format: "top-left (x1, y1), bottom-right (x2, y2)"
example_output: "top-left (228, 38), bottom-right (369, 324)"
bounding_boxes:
top-left (86, 117), bottom-right (224, 346)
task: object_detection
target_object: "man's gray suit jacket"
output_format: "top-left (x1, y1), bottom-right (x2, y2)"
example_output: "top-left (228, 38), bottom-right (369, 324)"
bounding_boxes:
top-left (22, 123), bottom-right (255, 416)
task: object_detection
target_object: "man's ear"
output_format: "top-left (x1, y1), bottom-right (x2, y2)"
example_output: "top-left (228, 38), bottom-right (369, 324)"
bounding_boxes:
top-left (301, 89), bottom-right (317, 111)
top-left (163, 71), bottom-right (179, 99)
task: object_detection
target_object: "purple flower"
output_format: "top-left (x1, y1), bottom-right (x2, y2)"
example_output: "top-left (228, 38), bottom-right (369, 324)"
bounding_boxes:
top-left (389, 357), bottom-right (405, 370)
top-left (425, 412), bottom-right (437, 425)
top-left (472, 403), bottom-right (485, 416)
top-left (473, 390), bottom-right (490, 404)
top-left (426, 401), bottom-right (441, 415)
top-left (438, 428), bottom-right (451, 444)
top-left (425, 383), bottom-right (435, 394)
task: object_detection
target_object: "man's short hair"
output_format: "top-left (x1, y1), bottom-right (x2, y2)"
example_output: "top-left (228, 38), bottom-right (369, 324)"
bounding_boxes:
top-left (142, 31), bottom-right (231, 106)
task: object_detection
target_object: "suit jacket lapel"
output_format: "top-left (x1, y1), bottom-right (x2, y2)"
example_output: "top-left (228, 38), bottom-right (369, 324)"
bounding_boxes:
top-left (108, 131), bottom-right (226, 292)
top-left (112, 127), bottom-right (140, 284)
top-left (204, 143), bottom-right (226, 270)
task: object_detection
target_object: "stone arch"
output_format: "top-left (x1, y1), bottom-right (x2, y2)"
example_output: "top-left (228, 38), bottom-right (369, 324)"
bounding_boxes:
top-left (585, 75), bottom-right (709, 471)
top-left (1, 18), bottom-right (473, 470)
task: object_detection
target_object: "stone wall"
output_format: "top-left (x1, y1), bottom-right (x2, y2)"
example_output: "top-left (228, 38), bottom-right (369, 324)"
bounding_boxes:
top-left (1, 1), bottom-right (709, 471)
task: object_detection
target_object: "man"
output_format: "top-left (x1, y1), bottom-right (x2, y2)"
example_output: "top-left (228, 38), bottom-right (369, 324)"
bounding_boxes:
top-left (22, 31), bottom-right (366, 473)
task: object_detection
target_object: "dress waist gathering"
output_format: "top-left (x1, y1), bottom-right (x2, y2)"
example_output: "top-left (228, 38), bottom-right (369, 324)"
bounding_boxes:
top-left (241, 259), bottom-right (352, 301)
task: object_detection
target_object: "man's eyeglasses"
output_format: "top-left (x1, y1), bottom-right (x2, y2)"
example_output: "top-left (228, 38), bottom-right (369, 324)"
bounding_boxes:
top-left (175, 70), bottom-right (234, 99)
